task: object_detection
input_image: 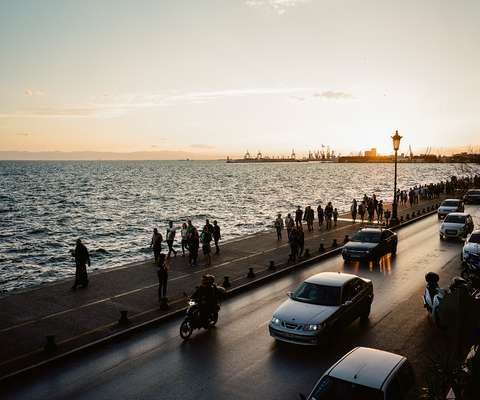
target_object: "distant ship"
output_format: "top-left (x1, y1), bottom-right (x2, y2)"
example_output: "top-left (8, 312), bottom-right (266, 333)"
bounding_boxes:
top-left (226, 147), bottom-right (338, 163)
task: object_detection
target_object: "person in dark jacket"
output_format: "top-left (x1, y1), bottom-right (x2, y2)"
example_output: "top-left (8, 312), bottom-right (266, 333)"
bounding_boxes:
top-left (157, 254), bottom-right (168, 301)
top-left (297, 225), bottom-right (305, 257)
top-left (71, 239), bottom-right (90, 290)
top-left (150, 228), bottom-right (163, 264)
top-left (213, 220), bottom-right (221, 254)
top-left (295, 206), bottom-right (303, 228)
top-left (191, 274), bottom-right (218, 327)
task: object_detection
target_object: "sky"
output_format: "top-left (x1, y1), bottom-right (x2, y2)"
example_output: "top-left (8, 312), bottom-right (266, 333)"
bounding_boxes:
top-left (0, 0), bottom-right (479, 158)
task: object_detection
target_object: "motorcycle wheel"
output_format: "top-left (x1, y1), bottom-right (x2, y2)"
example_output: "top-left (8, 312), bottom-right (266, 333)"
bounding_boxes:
top-left (180, 319), bottom-right (193, 339)
top-left (208, 312), bottom-right (218, 327)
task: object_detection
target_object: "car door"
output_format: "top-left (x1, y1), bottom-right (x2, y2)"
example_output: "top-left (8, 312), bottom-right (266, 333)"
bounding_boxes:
top-left (340, 280), bottom-right (364, 325)
top-left (338, 281), bottom-right (355, 327)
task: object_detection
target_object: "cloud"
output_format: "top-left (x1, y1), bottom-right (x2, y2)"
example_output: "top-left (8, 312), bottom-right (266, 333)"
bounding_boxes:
top-left (24, 89), bottom-right (44, 96)
top-left (189, 144), bottom-right (216, 150)
top-left (314, 91), bottom-right (353, 100)
top-left (24, 89), bottom-right (33, 96)
top-left (245, 0), bottom-right (310, 15)
top-left (15, 132), bottom-right (30, 136)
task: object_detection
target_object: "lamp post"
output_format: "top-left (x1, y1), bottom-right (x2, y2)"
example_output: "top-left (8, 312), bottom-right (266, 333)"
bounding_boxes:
top-left (390, 130), bottom-right (402, 226)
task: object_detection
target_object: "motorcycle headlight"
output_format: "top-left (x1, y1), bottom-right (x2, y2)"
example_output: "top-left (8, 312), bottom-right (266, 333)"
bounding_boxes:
top-left (271, 317), bottom-right (281, 325)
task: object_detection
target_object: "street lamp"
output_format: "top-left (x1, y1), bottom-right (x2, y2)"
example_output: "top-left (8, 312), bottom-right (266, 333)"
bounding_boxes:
top-left (390, 130), bottom-right (402, 226)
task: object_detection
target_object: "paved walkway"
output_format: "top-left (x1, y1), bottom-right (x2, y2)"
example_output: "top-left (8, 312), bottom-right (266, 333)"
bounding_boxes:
top-left (0, 197), bottom-right (445, 378)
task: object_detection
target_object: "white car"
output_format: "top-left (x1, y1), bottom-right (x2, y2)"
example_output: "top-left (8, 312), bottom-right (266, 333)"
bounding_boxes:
top-left (269, 272), bottom-right (373, 345)
top-left (437, 199), bottom-right (464, 219)
top-left (439, 212), bottom-right (474, 240)
top-left (462, 230), bottom-right (480, 263)
top-left (301, 347), bottom-right (415, 400)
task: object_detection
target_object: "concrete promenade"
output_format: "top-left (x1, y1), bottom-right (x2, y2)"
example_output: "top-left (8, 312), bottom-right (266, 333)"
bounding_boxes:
top-left (0, 197), bottom-right (446, 379)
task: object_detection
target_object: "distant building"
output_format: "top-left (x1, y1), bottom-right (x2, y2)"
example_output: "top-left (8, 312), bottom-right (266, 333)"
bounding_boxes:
top-left (364, 148), bottom-right (377, 158)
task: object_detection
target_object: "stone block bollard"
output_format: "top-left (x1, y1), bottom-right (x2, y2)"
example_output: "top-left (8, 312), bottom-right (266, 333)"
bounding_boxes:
top-left (222, 276), bottom-right (231, 288)
top-left (304, 249), bottom-right (310, 258)
top-left (400, 216), bottom-right (404, 223)
top-left (247, 267), bottom-right (255, 278)
top-left (44, 335), bottom-right (57, 353)
top-left (332, 239), bottom-right (338, 247)
top-left (319, 243), bottom-right (325, 252)
top-left (343, 235), bottom-right (349, 244)
top-left (118, 310), bottom-right (130, 326)
top-left (422, 208), bottom-right (426, 213)
top-left (268, 260), bottom-right (275, 270)
top-left (406, 213), bottom-right (410, 220)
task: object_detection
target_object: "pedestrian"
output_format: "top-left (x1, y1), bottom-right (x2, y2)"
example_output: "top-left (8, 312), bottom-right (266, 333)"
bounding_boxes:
top-left (213, 220), bottom-right (221, 254)
top-left (358, 202), bottom-right (365, 224)
top-left (384, 209), bottom-right (391, 226)
top-left (285, 213), bottom-right (294, 238)
top-left (157, 254), bottom-right (168, 301)
top-left (274, 213), bottom-right (284, 240)
top-left (189, 227), bottom-right (200, 266)
top-left (297, 225), bottom-right (304, 257)
top-left (150, 228), bottom-right (163, 264)
top-left (367, 200), bottom-right (375, 223)
top-left (325, 202), bottom-right (333, 230)
top-left (166, 221), bottom-right (177, 258)
top-left (200, 227), bottom-right (212, 266)
top-left (305, 206), bottom-right (314, 232)
top-left (288, 227), bottom-right (298, 262)
top-left (333, 208), bottom-right (338, 227)
top-left (317, 205), bottom-right (324, 229)
top-left (180, 223), bottom-right (188, 257)
top-left (377, 200), bottom-right (384, 223)
top-left (295, 206), bottom-right (303, 228)
top-left (203, 219), bottom-right (214, 237)
top-left (351, 199), bottom-right (357, 223)
top-left (71, 239), bottom-right (90, 290)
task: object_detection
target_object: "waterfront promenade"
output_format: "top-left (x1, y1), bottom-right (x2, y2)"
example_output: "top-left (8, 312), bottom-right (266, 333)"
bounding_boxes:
top-left (0, 197), bottom-right (446, 379)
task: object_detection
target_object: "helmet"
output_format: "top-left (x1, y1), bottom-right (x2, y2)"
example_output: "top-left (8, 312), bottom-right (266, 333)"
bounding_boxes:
top-left (425, 272), bottom-right (440, 284)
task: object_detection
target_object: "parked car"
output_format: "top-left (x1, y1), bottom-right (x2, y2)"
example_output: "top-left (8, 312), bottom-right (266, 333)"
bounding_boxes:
top-left (462, 230), bottom-right (480, 263)
top-left (342, 227), bottom-right (397, 262)
top-left (439, 212), bottom-right (474, 240)
top-left (300, 347), bottom-right (415, 400)
top-left (463, 189), bottom-right (480, 204)
top-left (437, 199), bottom-right (465, 219)
top-left (269, 272), bottom-right (373, 345)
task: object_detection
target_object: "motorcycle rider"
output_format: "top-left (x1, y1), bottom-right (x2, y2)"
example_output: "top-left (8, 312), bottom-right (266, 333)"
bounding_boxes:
top-left (192, 274), bottom-right (221, 328)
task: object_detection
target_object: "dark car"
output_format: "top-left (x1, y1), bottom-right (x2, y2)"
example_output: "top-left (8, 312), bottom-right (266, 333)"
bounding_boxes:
top-left (269, 272), bottom-right (373, 345)
top-left (342, 227), bottom-right (397, 262)
top-left (463, 189), bottom-right (480, 204)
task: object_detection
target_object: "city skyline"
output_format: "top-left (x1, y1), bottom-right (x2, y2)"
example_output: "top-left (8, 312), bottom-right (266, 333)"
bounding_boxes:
top-left (1, 1), bottom-right (479, 158)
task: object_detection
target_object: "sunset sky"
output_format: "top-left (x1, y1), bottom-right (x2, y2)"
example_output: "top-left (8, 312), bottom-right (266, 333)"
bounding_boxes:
top-left (1, 0), bottom-right (479, 158)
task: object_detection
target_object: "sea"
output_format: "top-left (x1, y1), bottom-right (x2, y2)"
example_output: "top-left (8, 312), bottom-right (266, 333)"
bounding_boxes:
top-left (1, 160), bottom-right (479, 293)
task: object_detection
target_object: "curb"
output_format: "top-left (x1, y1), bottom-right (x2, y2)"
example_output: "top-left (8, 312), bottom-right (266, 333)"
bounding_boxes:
top-left (0, 206), bottom-right (439, 384)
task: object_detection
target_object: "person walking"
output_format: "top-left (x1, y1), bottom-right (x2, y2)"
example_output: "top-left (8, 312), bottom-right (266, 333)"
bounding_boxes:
top-left (274, 213), bottom-right (284, 240)
top-left (200, 227), bottom-right (212, 266)
top-left (377, 200), bottom-right (384, 223)
top-left (285, 213), bottom-right (294, 238)
top-left (203, 219), bottom-right (214, 237)
top-left (333, 208), bottom-right (338, 227)
top-left (180, 223), bottom-right (188, 257)
top-left (351, 199), bottom-right (357, 223)
top-left (166, 221), bottom-right (177, 258)
top-left (325, 202), bottom-right (333, 230)
top-left (288, 227), bottom-right (298, 262)
top-left (157, 253), bottom-right (168, 301)
top-left (358, 201), bottom-right (366, 224)
top-left (317, 204), bottom-right (324, 229)
top-left (295, 206), bottom-right (303, 228)
top-left (71, 239), bottom-right (91, 290)
top-left (189, 227), bottom-right (200, 266)
top-left (384, 209), bottom-right (391, 226)
top-left (213, 220), bottom-right (221, 255)
top-left (150, 228), bottom-right (163, 264)
top-left (305, 206), bottom-right (314, 232)
top-left (297, 225), bottom-right (304, 257)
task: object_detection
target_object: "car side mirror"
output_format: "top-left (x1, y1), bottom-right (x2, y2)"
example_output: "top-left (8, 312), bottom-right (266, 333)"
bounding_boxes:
top-left (343, 300), bottom-right (353, 306)
top-left (299, 394), bottom-right (307, 400)
top-left (287, 291), bottom-right (293, 298)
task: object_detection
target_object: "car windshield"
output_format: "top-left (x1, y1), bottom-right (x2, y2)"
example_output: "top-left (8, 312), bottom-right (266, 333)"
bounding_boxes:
top-left (468, 233), bottom-right (480, 244)
top-left (292, 282), bottom-right (341, 306)
top-left (310, 376), bottom-right (383, 400)
top-left (351, 231), bottom-right (381, 243)
top-left (444, 215), bottom-right (466, 224)
top-left (467, 190), bottom-right (480, 195)
top-left (441, 200), bottom-right (460, 207)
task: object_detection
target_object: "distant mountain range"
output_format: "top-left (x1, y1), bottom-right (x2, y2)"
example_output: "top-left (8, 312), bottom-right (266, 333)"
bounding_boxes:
top-left (0, 151), bottom-right (224, 161)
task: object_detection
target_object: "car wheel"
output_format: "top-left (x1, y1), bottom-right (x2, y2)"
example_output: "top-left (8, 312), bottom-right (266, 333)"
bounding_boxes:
top-left (360, 305), bottom-right (371, 322)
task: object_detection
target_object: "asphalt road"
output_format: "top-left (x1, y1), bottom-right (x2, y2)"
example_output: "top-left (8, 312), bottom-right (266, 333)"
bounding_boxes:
top-left (4, 205), bottom-right (480, 400)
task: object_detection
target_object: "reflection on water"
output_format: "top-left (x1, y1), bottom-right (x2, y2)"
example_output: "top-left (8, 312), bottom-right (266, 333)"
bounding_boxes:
top-left (0, 160), bottom-right (478, 292)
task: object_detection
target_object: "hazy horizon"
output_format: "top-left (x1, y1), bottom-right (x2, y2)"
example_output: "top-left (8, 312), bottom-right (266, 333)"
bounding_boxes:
top-left (1, 1), bottom-right (479, 155)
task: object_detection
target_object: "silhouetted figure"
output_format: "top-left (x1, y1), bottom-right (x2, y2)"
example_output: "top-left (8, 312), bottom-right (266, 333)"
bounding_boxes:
top-left (187, 221), bottom-right (199, 266)
top-left (351, 199), bottom-right (357, 223)
top-left (325, 202), bottom-right (333, 230)
top-left (333, 208), bottom-right (338, 227)
top-left (358, 202), bottom-right (366, 224)
top-left (274, 213), bottom-right (284, 240)
top-left (317, 205), bottom-right (324, 229)
top-left (203, 219), bottom-right (214, 238)
top-left (201, 227), bottom-right (212, 266)
top-left (384, 209), bottom-right (391, 226)
top-left (377, 200), bottom-right (384, 223)
top-left (151, 228), bottom-right (163, 264)
top-left (166, 221), bottom-right (177, 258)
top-left (295, 206), bottom-right (303, 228)
top-left (285, 213), bottom-right (294, 238)
top-left (180, 223), bottom-right (188, 256)
top-left (304, 206), bottom-right (314, 232)
top-left (213, 220), bottom-right (221, 254)
top-left (297, 225), bottom-right (304, 257)
top-left (288, 227), bottom-right (298, 262)
top-left (157, 254), bottom-right (168, 300)
top-left (71, 239), bottom-right (90, 290)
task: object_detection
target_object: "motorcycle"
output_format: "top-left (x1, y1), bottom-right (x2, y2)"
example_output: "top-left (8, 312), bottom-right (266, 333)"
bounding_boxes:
top-left (179, 299), bottom-right (220, 339)
top-left (423, 272), bottom-right (445, 326)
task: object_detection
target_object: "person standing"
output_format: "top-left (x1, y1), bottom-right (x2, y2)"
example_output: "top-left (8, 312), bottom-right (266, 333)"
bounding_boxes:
top-left (200, 227), bottom-right (212, 266)
top-left (288, 227), bottom-right (298, 262)
top-left (358, 202), bottom-right (366, 224)
top-left (377, 200), bottom-right (384, 223)
top-left (384, 209), bottom-right (391, 226)
top-left (325, 202), bottom-right (333, 230)
top-left (157, 254), bottom-right (168, 301)
top-left (274, 213), bottom-right (284, 240)
top-left (71, 239), bottom-right (90, 290)
top-left (180, 223), bottom-right (188, 257)
top-left (351, 199), bottom-right (357, 223)
top-left (203, 219), bottom-right (214, 237)
top-left (297, 225), bottom-right (304, 257)
top-left (150, 228), bottom-right (163, 264)
top-left (189, 226), bottom-right (200, 266)
top-left (295, 206), bottom-right (303, 228)
top-left (285, 213), bottom-right (294, 238)
top-left (333, 208), bottom-right (339, 227)
top-left (213, 220), bottom-right (221, 255)
top-left (317, 204), bottom-right (324, 229)
top-left (166, 221), bottom-right (177, 258)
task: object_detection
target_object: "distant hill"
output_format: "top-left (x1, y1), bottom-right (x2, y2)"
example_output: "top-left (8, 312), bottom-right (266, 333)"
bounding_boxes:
top-left (0, 150), bottom-right (226, 161)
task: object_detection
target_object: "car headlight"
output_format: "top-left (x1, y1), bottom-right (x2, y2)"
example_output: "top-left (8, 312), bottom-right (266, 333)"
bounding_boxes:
top-left (271, 317), bottom-right (281, 325)
top-left (304, 323), bottom-right (325, 331)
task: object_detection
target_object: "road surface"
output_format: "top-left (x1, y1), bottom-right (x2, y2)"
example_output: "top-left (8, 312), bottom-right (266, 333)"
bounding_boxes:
top-left (4, 205), bottom-right (479, 400)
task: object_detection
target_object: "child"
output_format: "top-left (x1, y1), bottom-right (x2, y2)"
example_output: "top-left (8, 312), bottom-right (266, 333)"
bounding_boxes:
top-left (333, 208), bottom-right (338, 227)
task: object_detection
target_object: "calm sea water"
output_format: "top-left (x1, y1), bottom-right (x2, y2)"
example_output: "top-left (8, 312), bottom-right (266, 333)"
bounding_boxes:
top-left (1, 160), bottom-right (479, 293)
